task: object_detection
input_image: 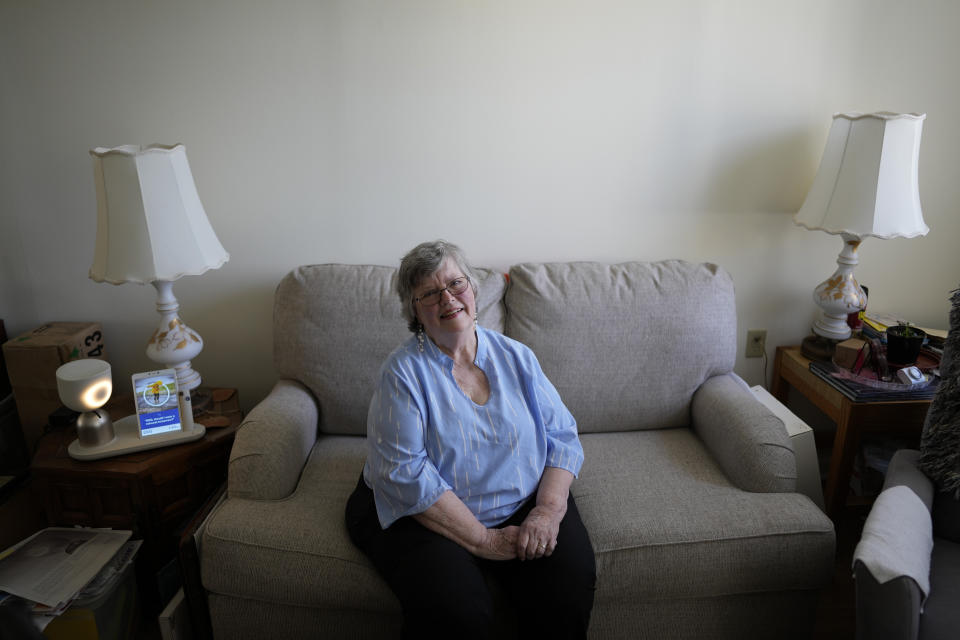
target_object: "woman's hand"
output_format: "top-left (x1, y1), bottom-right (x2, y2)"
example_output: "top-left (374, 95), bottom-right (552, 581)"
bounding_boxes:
top-left (517, 467), bottom-right (574, 560)
top-left (517, 505), bottom-right (563, 560)
top-left (415, 491), bottom-right (521, 561)
top-left (476, 526), bottom-right (520, 561)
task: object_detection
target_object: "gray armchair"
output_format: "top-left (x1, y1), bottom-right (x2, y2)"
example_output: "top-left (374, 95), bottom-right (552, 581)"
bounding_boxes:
top-left (853, 449), bottom-right (960, 640)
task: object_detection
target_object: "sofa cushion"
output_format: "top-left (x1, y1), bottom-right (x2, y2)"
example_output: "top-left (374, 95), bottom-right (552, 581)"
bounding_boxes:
top-left (204, 430), bottom-right (834, 614)
top-left (574, 430), bottom-right (835, 601)
top-left (203, 435), bottom-right (399, 612)
top-left (274, 264), bottom-right (507, 435)
top-left (505, 261), bottom-right (737, 433)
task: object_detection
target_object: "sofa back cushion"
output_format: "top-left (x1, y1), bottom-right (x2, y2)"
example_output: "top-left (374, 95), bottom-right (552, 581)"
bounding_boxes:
top-left (273, 264), bottom-right (507, 435)
top-left (505, 261), bottom-right (736, 433)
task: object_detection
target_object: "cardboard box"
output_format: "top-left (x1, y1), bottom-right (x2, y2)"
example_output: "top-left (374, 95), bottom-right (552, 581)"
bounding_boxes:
top-left (2, 323), bottom-right (106, 454)
top-left (835, 337), bottom-right (868, 370)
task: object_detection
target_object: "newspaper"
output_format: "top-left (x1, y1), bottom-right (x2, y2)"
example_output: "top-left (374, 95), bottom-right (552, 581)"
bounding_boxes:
top-left (0, 527), bottom-right (131, 608)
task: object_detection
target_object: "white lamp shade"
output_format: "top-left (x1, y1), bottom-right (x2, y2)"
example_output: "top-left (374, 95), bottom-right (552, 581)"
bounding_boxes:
top-left (89, 144), bottom-right (229, 284)
top-left (794, 112), bottom-right (929, 239)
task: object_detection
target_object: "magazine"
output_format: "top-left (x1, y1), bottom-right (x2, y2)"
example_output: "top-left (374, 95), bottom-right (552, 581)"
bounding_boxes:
top-left (0, 527), bottom-right (131, 608)
top-left (809, 360), bottom-right (940, 402)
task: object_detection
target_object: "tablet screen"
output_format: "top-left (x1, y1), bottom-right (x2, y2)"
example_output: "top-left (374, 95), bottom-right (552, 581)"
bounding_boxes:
top-left (131, 369), bottom-right (182, 437)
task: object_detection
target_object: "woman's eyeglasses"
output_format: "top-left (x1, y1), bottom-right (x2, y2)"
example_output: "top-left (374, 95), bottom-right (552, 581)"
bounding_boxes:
top-left (414, 277), bottom-right (470, 306)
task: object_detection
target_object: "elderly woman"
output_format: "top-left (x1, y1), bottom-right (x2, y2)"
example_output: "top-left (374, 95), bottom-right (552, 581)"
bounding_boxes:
top-left (345, 240), bottom-right (595, 639)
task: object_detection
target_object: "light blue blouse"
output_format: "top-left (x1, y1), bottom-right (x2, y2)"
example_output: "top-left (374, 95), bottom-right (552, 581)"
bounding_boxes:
top-left (363, 326), bottom-right (584, 529)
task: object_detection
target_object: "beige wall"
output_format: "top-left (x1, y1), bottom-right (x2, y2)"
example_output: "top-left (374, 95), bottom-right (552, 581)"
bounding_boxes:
top-left (2, 0), bottom-right (958, 409)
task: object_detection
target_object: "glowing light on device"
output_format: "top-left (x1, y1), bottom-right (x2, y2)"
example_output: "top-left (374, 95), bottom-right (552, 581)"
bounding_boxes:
top-left (56, 359), bottom-right (115, 448)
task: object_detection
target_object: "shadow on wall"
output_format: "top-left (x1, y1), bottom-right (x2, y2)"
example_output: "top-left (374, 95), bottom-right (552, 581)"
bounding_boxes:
top-left (701, 127), bottom-right (820, 215)
top-left (178, 279), bottom-right (278, 411)
top-left (690, 125), bottom-right (824, 334)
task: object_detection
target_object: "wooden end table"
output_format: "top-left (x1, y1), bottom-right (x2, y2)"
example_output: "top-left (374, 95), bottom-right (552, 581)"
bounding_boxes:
top-left (30, 388), bottom-right (243, 612)
top-left (771, 347), bottom-right (932, 521)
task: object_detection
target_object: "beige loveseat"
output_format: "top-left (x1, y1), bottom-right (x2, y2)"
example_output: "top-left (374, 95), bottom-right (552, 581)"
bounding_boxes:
top-left (199, 260), bottom-right (836, 639)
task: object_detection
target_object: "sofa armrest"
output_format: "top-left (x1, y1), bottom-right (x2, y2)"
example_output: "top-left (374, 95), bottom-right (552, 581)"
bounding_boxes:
top-left (227, 379), bottom-right (320, 500)
top-left (854, 561), bottom-right (923, 640)
top-left (691, 373), bottom-right (796, 493)
top-left (883, 449), bottom-right (934, 509)
top-left (852, 451), bottom-right (934, 640)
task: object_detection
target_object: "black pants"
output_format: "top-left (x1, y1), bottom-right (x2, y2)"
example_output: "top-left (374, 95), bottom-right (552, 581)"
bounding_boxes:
top-left (345, 475), bottom-right (596, 640)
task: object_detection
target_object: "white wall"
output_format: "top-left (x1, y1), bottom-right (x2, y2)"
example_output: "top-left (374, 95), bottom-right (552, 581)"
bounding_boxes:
top-left (2, 0), bottom-right (958, 410)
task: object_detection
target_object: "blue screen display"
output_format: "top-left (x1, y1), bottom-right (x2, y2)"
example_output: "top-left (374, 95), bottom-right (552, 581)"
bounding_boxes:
top-left (138, 407), bottom-right (182, 436)
top-left (133, 371), bottom-right (182, 437)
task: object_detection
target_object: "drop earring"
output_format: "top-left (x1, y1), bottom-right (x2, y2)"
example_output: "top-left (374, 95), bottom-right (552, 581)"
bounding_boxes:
top-left (416, 324), bottom-right (425, 352)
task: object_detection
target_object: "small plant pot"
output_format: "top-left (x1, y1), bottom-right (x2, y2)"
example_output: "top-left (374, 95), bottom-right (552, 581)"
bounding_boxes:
top-left (885, 325), bottom-right (926, 366)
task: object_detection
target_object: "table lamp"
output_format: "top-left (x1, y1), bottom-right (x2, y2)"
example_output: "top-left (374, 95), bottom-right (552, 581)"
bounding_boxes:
top-left (794, 112), bottom-right (929, 360)
top-left (68, 143), bottom-right (229, 460)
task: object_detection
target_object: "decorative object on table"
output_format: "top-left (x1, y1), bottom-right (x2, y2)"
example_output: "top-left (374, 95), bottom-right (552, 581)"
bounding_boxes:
top-left (886, 323), bottom-right (926, 366)
top-left (860, 310), bottom-right (947, 342)
top-left (919, 287), bottom-right (960, 540)
top-left (846, 285), bottom-right (868, 332)
top-left (88, 143), bottom-right (228, 439)
top-left (867, 337), bottom-right (890, 381)
top-left (55, 359), bottom-right (114, 448)
top-left (834, 337), bottom-right (868, 370)
top-left (896, 366), bottom-right (925, 385)
top-left (809, 355), bottom-right (940, 402)
top-left (851, 343), bottom-right (871, 375)
top-left (794, 112), bottom-right (929, 361)
top-left (55, 359), bottom-right (205, 461)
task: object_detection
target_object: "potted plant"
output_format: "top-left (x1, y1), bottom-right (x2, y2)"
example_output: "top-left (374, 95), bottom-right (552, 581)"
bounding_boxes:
top-left (886, 322), bottom-right (926, 366)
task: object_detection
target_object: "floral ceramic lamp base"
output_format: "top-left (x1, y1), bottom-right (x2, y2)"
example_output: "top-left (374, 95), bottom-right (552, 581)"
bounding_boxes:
top-left (802, 234), bottom-right (867, 361)
top-left (146, 279), bottom-right (203, 431)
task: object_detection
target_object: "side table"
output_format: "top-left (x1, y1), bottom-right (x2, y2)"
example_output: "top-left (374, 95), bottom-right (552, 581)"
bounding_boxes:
top-left (30, 388), bottom-right (243, 612)
top-left (771, 347), bottom-right (932, 521)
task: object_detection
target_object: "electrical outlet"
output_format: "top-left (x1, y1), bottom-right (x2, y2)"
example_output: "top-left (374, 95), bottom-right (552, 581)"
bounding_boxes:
top-left (746, 329), bottom-right (767, 358)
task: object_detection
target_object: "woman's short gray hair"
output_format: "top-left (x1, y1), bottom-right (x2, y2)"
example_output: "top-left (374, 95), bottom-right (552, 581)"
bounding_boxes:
top-left (397, 240), bottom-right (479, 333)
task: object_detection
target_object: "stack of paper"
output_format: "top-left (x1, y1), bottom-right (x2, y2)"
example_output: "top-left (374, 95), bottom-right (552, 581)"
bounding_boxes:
top-left (0, 527), bottom-right (139, 630)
